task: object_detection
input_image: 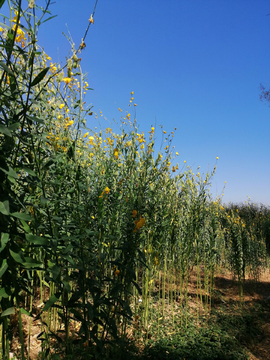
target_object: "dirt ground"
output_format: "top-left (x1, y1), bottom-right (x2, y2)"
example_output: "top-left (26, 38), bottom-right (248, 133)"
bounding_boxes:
top-left (188, 268), bottom-right (270, 360)
top-left (8, 267), bottom-right (270, 360)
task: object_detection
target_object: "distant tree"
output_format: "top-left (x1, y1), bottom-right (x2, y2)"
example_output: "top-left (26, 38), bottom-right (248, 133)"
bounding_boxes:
top-left (259, 83), bottom-right (270, 104)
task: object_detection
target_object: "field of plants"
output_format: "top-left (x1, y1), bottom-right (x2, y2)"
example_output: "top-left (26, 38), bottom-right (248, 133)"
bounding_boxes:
top-left (0, 1), bottom-right (270, 359)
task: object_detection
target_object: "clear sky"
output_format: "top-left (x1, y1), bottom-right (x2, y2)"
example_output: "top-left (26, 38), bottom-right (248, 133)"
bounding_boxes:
top-left (3, 0), bottom-right (270, 206)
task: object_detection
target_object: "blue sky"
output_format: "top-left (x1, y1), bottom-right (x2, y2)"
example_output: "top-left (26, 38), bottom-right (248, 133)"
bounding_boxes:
top-left (3, 0), bottom-right (270, 206)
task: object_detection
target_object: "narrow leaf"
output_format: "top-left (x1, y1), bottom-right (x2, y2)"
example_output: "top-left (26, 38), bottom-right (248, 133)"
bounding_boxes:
top-left (20, 308), bottom-right (32, 317)
top-left (11, 212), bottom-right (32, 221)
top-left (1, 307), bottom-right (15, 317)
top-left (0, 124), bottom-right (12, 137)
top-left (39, 15), bottom-right (58, 25)
top-left (43, 294), bottom-right (59, 312)
top-left (0, 259), bottom-right (8, 277)
top-left (50, 264), bottom-right (60, 280)
top-left (30, 67), bottom-right (49, 87)
top-left (0, 233), bottom-right (9, 253)
top-left (8, 122), bottom-right (20, 131)
top-left (19, 220), bottom-right (31, 233)
top-left (26, 115), bottom-right (44, 124)
top-left (26, 234), bottom-right (48, 246)
top-left (0, 61), bottom-right (14, 75)
top-left (0, 1), bottom-right (6, 10)
top-left (21, 167), bottom-right (37, 177)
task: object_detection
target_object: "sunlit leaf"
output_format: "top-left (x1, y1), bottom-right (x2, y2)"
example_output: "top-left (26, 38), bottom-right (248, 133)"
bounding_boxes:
top-left (1, 307), bottom-right (15, 317)
top-left (0, 259), bottom-right (8, 277)
top-left (0, 200), bottom-right (9, 215)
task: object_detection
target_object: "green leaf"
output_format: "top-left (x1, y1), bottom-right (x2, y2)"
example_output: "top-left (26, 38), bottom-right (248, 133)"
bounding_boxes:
top-left (40, 196), bottom-right (49, 205)
top-left (8, 122), bottom-right (20, 131)
top-left (50, 264), bottom-right (60, 280)
top-left (131, 279), bottom-right (142, 295)
top-left (0, 200), bottom-right (9, 215)
top-left (25, 234), bottom-right (48, 246)
top-left (9, 249), bottom-right (24, 263)
top-left (0, 166), bottom-right (18, 179)
top-left (26, 115), bottom-right (44, 124)
top-left (8, 166), bottom-right (18, 179)
top-left (63, 281), bottom-right (71, 293)
top-left (0, 61), bottom-right (14, 75)
top-left (39, 15), bottom-right (58, 26)
top-left (0, 1), bottom-right (6, 10)
top-left (20, 308), bottom-right (32, 317)
top-left (11, 212), bottom-right (32, 221)
top-left (0, 287), bottom-right (11, 299)
top-left (28, 50), bottom-right (35, 67)
top-left (0, 233), bottom-right (9, 253)
top-left (0, 259), bottom-right (8, 277)
top-left (43, 294), bottom-right (59, 312)
top-left (22, 258), bottom-right (43, 268)
top-left (1, 307), bottom-right (15, 317)
top-left (19, 220), bottom-right (31, 234)
top-left (21, 167), bottom-right (37, 177)
top-left (30, 67), bottom-right (49, 87)
top-left (0, 124), bottom-right (12, 137)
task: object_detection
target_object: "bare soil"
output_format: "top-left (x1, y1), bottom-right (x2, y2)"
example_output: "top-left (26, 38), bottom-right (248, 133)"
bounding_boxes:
top-left (9, 267), bottom-right (270, 360)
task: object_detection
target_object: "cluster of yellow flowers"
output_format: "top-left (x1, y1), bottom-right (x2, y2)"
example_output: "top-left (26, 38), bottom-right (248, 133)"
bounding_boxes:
top-left (0, 11), bottom-right (27, 46)
top-left (133, 214), bottom-right (146, 233)
top-left (99, 186), bottom-right (110, 199)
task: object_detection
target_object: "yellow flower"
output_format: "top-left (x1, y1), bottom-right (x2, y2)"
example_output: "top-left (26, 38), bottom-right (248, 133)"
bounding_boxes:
top-left (83, 132), bottom-right (89, 138)
top-left (176, 152), bottom-right (179, 156)
top-left (14, 27), bottom-right (26, 43)
top-left (130, 91), bottom-right (134, 95)
top-left (132, 210), bottom-right (137, 218)
top-left (59, 104), bottom-right (65, 109)
top-left (50, 66), bottom-right (57, 73)
top-left (114, 148), bottom-right (119, 159)
top-left (172, 166), bottom-right (176, 172)
top-left (45, 53), bottom-right (51, 61)
top-left (104, 187), bottom-right (110, 194)
top-left (216, 156), bottom-right (219, 160)
top-left (63, 77), bottom-right (72, 84)
top-left (89, 14), bottom-right (94, 24)
top-left (119, 108), bottom-right (122, 112)
top-left (115, 269), bottom-right (120, 276)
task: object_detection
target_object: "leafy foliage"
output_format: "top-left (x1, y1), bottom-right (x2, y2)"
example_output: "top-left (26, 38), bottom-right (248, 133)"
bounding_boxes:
top-left (0, 1), bottom-right (269, 359)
